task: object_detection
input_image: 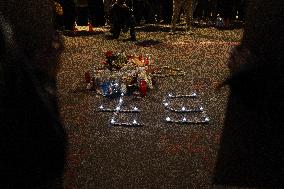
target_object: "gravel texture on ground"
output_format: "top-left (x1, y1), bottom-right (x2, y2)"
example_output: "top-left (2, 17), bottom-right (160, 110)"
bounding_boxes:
top-left (58, 24), bottom-right (246, 189)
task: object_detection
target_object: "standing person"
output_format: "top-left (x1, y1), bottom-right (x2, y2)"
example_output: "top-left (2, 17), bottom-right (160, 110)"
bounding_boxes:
top-left (0, 0), bottom-right (67, 188)
top-left (208, 0), bottom-right (218, 22)
top-left (62, 0), bottom-right (77, 30)
top-left (160, 0), bottom-right (172, 24)
top-left (217, 0), bottom-right (234, 28)
top-left (76, 0), bottom-right (89, 26)
top-left (214, 0), bottom-right (284, 188)
top-left (104, 0), bottom-right (114, 23)
top-left (234, 0), bottom-right (246, 22)
top-left (109, 0), bottom-right (136, 40)
top-left (132, 0), bottom-right (145, 25)
top-left (194, 0), bottom-right (210, 22)
top-left (88, 0), bottom-right (106, 26)
top-left (171, 0), bottom-right (198, 33)
top-left (53, 0), bottom-right (65, 30)
top-left (143, 0), bottom-right (156, 24)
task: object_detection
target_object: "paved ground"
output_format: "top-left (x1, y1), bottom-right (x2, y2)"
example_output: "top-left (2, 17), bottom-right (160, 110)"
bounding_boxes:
top-left (58, 24), bottom-right (245, 189)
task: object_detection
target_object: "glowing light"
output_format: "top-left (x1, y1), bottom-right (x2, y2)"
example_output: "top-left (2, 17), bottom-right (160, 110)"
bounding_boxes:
top-left (166, 117), bottom-right (171, 122)
top-left (111, 119), bottom-right (115, 124)
top-left (99, 105), bottom-right (104, 109)
top-left (133, 107), bottom-right (138, 111)
top-left (182, 117), bottom-right (187, 122)
top-left (181, 107), bottom-right (186, 111)
top-left (133, 120), bottom-right (137, 124)
top-left (200, 106), bottom-right (204, 111)
top-left (204, 117), bottom-right (210, 122)
top-left (116, 107), bottom-right (120, 111)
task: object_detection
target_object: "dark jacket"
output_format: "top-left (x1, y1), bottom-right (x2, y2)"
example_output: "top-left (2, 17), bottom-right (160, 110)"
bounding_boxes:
top-left (213, 0), bottom-right (284, 187)
top-left (0, 1), bottom-right (66, 188)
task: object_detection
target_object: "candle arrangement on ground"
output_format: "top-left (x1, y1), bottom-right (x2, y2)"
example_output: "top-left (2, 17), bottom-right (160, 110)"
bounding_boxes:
top-left (98, 93), bottom-right (144, 127)
top-left (163, 92), bottom-right (210, 124)
top-left (85, 51), bottom-right (186, 97)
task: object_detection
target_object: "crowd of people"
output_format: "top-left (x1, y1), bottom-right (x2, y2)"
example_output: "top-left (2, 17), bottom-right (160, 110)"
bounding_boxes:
top-left (54, 0), bottom-right (246, 32)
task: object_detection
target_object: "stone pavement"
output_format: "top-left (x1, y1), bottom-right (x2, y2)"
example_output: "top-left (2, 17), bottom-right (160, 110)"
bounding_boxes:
top-left (58, 25), bottom-right (245, 189)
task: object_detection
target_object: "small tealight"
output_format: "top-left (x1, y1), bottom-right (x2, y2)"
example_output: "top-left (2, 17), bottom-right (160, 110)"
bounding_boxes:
top-left (204, 117), bottom-right (210, 122)
top-left (133, 120), bottom-right (137, 124)
top-left (168, 93), bottom-right (173, 97)
top-left (200, 106), bottom-right (204, 111)
top-left (119, 98), bottom-right (123, 103)
top-left (192, 92), bottom-right (197, 97)
top-left (164, 102), bottom-right (169, 107)
top-left (111, 119), bottom-right (115, 124)
top-left (166, 117), bottom-right (171, 122)
top-left (133, 107), bottom-right (138, 111)
top-left (99, 105), bottom-right (104, 109)
top-left (116, 107), bottom-right (121, 111)
top-left (181, 107), bottom-right (186, 111)
top-left (182, 117), bottom-right (187, 122)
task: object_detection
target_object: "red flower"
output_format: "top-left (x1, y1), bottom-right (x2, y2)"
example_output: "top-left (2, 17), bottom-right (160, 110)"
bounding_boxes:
top-left (105, 51), bottom-right (113, 57)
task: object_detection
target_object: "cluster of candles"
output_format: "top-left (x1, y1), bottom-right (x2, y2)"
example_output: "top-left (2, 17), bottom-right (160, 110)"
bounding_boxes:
top-left (163, 93), bottom-right (210, 124)
top-left (98, 92), bottom-right (210, 126)
top-left (98, 93), bottom-right (143, 127)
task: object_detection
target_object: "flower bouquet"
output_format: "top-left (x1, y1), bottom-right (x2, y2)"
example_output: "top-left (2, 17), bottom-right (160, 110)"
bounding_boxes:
top-left (86, 51), bottom-right (155, 97)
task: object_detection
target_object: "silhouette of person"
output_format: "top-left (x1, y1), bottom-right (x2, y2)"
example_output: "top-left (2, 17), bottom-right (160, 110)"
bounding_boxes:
top-left (213, 0), bottom-right (284, 188)
top-left (0, 0), bottom-right (67, 188)
top-left (109, 0), bottom-right (136, 40)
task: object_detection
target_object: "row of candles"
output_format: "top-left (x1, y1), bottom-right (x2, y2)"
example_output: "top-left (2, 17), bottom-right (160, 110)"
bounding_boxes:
top-left (98, 92), bottom-right (210, 126)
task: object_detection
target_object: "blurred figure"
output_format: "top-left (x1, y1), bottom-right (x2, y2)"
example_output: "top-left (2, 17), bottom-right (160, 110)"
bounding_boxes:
top-left (217, 0), bottom-right (234, 28)
top-left (132, 0), bottom-right (145, 25)
top-left (194, 0), bottom-right (209, 21)
top-left (88, 0), bottom-right (106, 26)
top-left (233, 0), bottom-right (246, 22)
top-left (160, 0), bottom-right (173, 24)
top-left (109, 0), bottom-right (136, 40)
top-left (0, 0), bottom-right (66, 188)
top-left (214, 0), bottom-right (283, 187)
top-left (53, 0), bottom-right (65, 30)
top-left (104, 0), bottom-right (116, 24)
top-left (171, 0), bottom-right (198, 33)
top-left (62, 0), bottom-right (76, 30)
top-left (76, 0), bottom-right (89, 26)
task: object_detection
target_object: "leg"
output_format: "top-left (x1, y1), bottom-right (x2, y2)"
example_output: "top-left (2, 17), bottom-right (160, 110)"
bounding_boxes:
top-left (129, 27), bottom-right (136, 40)
top-left (184, 0), bottom-right (197, 31)
top-left (104, 0), bottom-right (112, 24)
top-left (171, 0), bottom-right (182, 32)
top-left (112, 25), bottom-right (121, 39)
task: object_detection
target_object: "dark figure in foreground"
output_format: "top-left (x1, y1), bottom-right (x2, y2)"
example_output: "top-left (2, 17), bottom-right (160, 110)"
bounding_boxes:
top-left (214, 0), bottom-right (283, 188)
top-left (0, 0), bottom-right (66, 188)
top-left (109, 0), bottom-right (136, 41)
